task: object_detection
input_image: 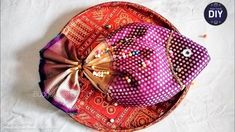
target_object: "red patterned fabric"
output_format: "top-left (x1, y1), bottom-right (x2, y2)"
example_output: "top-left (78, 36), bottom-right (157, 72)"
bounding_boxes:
top-left (39, 2), bottom-right (196, 131)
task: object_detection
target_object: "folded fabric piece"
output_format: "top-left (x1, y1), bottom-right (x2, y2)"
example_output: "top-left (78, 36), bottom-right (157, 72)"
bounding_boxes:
top-left (39, 22), bottom-right (210, 112)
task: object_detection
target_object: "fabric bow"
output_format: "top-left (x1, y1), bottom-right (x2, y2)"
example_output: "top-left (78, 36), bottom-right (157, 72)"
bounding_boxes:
top-left (39, 34), bottom-right (114, 112)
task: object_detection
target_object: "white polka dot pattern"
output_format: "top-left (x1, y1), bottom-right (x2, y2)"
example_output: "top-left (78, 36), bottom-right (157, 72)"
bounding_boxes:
top-left (106, 23), bottom-right (210, 106)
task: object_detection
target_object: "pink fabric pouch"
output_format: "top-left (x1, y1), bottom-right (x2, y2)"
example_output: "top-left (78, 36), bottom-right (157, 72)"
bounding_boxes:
top-left (39, 22), bottom-right (210, 112)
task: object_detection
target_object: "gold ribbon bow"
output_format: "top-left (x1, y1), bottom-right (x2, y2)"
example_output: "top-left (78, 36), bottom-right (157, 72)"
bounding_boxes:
top-left (41, 36), bottom-right (113, 110)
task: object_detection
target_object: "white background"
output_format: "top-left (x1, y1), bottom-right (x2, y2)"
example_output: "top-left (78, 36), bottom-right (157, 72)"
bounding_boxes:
top-left (1, 0), bottom-right (234, 132)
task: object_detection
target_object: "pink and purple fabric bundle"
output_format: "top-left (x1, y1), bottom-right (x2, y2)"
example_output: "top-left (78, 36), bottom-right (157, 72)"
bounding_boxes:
top-left (39, 23), bottom-right (210, 112)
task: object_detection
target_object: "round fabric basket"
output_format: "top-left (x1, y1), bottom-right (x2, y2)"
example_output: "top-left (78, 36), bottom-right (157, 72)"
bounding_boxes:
top-left (40, 1), bottom-right (189, 131)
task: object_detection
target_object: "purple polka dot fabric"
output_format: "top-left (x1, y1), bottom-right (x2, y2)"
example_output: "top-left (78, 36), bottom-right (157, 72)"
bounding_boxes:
top-left (106, 23), bottom-right (210, 106)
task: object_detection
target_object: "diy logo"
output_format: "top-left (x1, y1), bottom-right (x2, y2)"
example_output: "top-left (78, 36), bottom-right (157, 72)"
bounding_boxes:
top-left (204, 2), bottom-right (227, 25)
